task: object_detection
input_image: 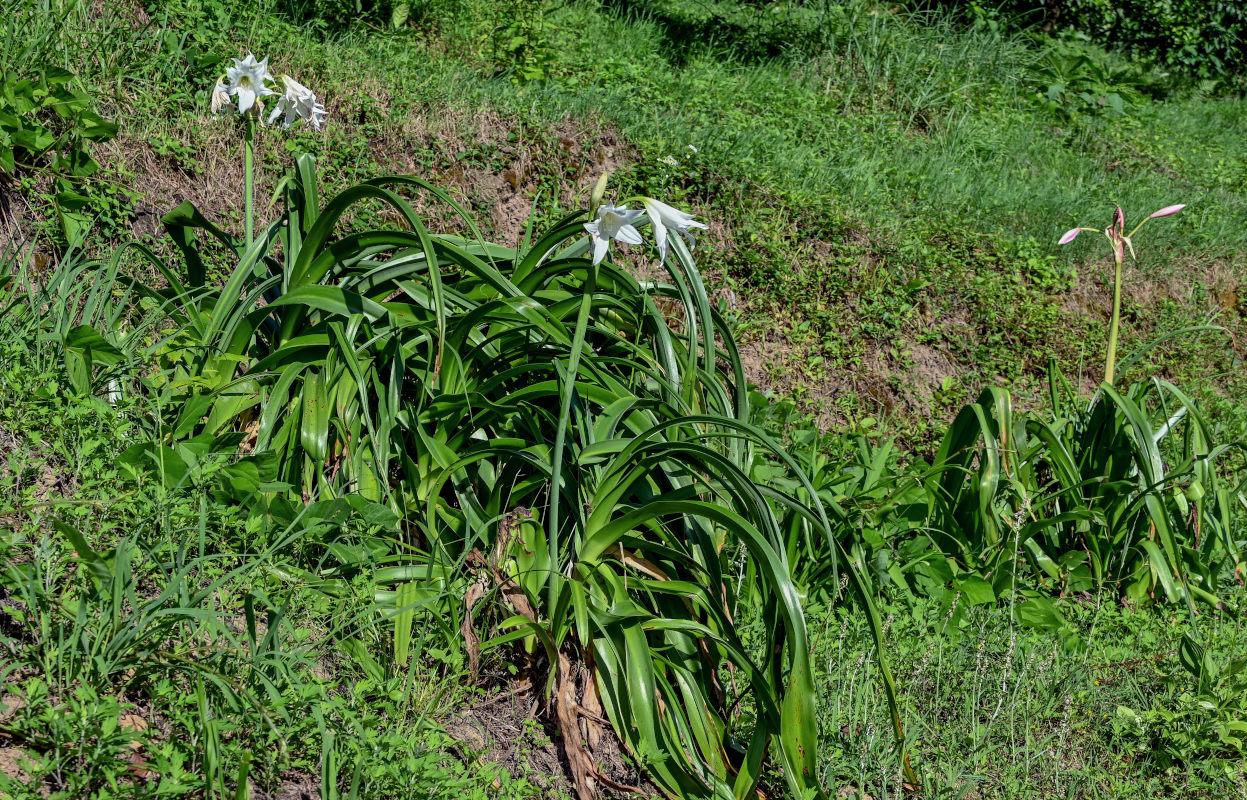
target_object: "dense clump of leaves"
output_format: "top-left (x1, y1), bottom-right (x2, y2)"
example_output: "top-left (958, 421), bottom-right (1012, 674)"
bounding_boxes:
top-left (56, 153), bottom-right (906, 799)
top-left (782, 366), bottom-right (1246, 624)
top-left (1029, 39), bottom-right (1167, 120)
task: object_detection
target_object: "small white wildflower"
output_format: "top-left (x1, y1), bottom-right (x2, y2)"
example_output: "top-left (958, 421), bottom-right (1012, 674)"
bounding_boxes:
top-left (583, 203), bottom-right (644, 265)
top-left (687, 144), bottom-right (698, 153)
top-left (660, 155), bottom-right (679, 167)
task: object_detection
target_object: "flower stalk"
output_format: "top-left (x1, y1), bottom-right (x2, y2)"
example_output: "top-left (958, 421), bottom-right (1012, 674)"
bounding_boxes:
top-left (1058, 203), bottom-right (1184, 386)
top-left (1104, 218), bottom-right (1125, 385)
top-left (244, 118), bottom-right (255, 250)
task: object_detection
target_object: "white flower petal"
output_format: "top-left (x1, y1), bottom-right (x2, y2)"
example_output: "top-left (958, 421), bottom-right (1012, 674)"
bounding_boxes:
top-left (266, 75), bottom-right (327, 129)
top-left (225, 53), bottom-right (276, 117)
top-left (642, 198), bottom-right (704, 234)
top-left (586, 203), bottom-right (647, 262)
top-left (615, 224), bottom-right (643, 246)
top-left (591, 235), bottom-right (609, 265)
top-left (236, 86), bottom-right (256, 114)
top-left (650, 216), bottom-right (669, 261)
top-left (597, 210), bottom-right (624, 238)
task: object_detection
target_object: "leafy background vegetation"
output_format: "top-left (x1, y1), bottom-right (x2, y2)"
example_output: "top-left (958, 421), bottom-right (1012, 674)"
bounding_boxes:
top-left (938, 0), bottom-right (1247, 83)
top-left (1, 0), bottom-right (1245, 798)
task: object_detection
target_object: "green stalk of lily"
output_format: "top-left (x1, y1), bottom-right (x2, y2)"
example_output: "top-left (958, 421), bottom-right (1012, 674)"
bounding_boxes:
top-left (1058, 203), bottom-right (1184, 386)
top-left (1103, 206), bottom-right (1127, 386)
top-left (244, 117), bottom-right (255, 251)
top-left (1104, 230), bottom-right (1124, 386)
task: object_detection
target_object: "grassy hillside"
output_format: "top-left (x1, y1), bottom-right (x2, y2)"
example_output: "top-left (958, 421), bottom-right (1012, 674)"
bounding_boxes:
top-left (5, 0), bottom-right (1246, 443)
top-left (2, 1), bottom-right (1245, 798)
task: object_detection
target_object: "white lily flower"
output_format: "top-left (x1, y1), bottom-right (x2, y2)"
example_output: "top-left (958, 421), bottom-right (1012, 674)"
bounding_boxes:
top-left (210, 80), bottom-right (234, 115)
top-left (267, 75), bottom-right (328, 130)
top-left (641, 197), bottom-right (708, 262)
top-left (584, 203), bottom-right (644, 265)
top-left (309, 102), bottom-right (328, 130)
top-left (225, 53), bottom-right (275, 116)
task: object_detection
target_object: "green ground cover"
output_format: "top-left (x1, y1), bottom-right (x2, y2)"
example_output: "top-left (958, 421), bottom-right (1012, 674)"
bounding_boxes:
top-left (2, 331), bottom-right (1243, 797)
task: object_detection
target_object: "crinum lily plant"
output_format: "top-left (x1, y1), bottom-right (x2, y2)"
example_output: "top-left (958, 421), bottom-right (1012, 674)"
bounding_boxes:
top-left (66, 67), bottom-right (919, 793)
top-left (210, 54), bottom-right (328, 247)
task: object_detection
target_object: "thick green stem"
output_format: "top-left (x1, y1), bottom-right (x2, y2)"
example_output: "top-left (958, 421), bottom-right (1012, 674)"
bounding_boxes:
top-left (244, 118), bottom-right (255, 250)
top-left (1104, 250), bottom-right (1123, 385)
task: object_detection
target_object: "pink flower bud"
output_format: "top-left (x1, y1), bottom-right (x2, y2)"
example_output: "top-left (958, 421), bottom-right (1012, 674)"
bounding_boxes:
top-left (1147, 204), bottom-right (1185, 219)
top-left (1058, 228), bottom-right (1081, 245)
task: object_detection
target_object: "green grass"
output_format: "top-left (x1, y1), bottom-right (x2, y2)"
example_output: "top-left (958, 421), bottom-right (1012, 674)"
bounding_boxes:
top-left (805, 589), bottom-right (1247, 798)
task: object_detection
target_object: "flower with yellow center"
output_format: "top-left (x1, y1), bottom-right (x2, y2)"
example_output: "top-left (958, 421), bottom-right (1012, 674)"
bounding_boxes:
top-left (224, 53), bottom-right (275, 116)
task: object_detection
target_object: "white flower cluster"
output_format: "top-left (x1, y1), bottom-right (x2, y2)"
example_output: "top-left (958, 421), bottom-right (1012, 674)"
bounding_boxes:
top-left (584, 198), bottom-right (707, 265)
top-left (210, 54), bottom-right (327, 131)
